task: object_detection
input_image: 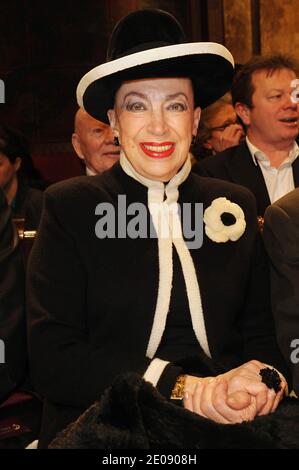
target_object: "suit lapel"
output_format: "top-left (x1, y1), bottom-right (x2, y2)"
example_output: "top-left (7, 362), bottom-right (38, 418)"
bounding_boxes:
top-left (224, 141), bottom-right (270, 215)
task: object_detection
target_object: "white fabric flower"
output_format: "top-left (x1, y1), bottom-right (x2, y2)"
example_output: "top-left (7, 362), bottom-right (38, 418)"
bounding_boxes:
top-left (203, 197), bottom-right (246, 243)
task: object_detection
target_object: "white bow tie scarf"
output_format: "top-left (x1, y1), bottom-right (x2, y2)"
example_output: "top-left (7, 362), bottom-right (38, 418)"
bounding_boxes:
top-left (120, 151), bottom-right (211, 359)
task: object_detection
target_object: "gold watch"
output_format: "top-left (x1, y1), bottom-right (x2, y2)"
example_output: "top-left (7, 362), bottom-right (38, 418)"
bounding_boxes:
top-left (170, 374), bottom-right (186, 400)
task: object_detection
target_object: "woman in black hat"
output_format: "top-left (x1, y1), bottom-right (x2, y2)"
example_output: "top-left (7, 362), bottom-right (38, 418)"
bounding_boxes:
top-left (27, 10), bottom-right (288, 448)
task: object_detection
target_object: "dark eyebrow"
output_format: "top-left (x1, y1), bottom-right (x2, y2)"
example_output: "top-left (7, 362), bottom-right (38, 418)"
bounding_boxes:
top-left (122, 91), bottom-right (189, 101)
top-left (165, 92), bottom-right (189, 101)
top-left (123, 91), bottom-right (147, 100)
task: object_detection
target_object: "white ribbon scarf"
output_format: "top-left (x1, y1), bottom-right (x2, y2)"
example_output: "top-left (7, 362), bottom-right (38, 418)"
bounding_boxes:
top-left (120, 151), bottom-right (211, 358)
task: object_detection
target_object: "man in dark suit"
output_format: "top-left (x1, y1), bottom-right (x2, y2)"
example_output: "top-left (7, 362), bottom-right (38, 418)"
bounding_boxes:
top-left (193, 55), bottom-right (299, 218)
top-left (264, 188), bottom-right (299, 396)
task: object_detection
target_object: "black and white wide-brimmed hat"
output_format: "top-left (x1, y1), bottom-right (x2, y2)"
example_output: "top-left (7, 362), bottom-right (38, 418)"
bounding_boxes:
top-left (77, 9), bottom-right (234, 123)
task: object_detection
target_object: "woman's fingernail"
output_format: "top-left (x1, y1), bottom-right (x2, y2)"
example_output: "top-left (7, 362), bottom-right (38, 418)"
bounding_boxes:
top-left (184, 391), bottom-right (189, 400)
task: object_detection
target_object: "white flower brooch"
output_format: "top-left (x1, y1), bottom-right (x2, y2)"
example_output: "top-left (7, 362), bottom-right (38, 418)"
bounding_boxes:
top-left (203, 197), bottom-right (246, 243)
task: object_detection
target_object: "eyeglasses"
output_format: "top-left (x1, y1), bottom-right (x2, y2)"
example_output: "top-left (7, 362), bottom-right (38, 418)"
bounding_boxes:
top-left (208, 119), bottom-right (238, 133)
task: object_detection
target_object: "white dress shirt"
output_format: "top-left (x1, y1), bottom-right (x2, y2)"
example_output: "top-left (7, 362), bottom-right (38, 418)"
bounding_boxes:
top-left (246, 136), bottom-right (299, 203)
top-left (85, 166), bottom-right (97, 176)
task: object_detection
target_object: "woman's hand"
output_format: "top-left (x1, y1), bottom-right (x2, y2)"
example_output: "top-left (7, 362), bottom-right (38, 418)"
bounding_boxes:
top-left (183, 360), bottom-right (287, 423)
top-left (222, 360), bottom-right (286, 416)
top-left (183, 376), bottom-right (257, 423)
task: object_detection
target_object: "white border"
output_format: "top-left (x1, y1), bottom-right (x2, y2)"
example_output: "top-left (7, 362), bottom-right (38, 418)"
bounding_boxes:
top-left (77, 42), bottom-right (234, 107)
top-left (143, 358), bottom-right (170, 387)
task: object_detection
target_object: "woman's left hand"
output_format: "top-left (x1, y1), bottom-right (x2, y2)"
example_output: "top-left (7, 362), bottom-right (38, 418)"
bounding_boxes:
top-left (223, 360), bottom-right (287, 416)
top-left (183, 360), bottom-right (287, 423)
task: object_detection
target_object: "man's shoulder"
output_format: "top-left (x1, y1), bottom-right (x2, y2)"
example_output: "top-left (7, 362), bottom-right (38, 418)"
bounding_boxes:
top-left (264, 190), bottom-right (299, 260)
top-left (265, 187), bottom-right (299, 223)
top-left (193, 141), bottom-right (249, 174)
top-left (25, 186), bottom-right (44, 204)
top-left (190, 172), bottom-right (257, 219)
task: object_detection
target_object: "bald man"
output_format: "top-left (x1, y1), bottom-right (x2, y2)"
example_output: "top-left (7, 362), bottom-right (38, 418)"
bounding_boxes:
top-left (72, 109), bottom-right (120, 175)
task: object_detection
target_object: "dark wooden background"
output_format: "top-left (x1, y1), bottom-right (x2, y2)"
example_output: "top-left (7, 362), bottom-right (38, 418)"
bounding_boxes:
top-left (0, 0), bottom-right (298, 183)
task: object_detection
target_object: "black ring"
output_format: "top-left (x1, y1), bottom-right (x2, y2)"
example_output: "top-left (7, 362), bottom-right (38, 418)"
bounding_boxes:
top-left (259, 367), bottom-right (281, 393)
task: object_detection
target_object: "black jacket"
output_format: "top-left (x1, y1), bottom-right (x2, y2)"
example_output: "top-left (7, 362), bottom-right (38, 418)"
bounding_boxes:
top-left (193, 140), bottom-right (299, 216)
top-left (27, 163), bottom-right (288, 447)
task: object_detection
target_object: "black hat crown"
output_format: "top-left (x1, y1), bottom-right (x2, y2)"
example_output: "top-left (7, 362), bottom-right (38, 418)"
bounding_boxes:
top-left (106, 9), bottom-right (186, 61)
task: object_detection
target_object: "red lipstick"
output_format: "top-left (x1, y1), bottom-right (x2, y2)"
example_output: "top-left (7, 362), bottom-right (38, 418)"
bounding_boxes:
top-left (140, 142), bottom-right (175, 159)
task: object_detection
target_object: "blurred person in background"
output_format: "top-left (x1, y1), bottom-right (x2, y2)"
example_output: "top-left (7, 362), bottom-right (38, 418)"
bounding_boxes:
top-left (192, 93), bottom-right (243, 161)
top-left (0, 124), bottom-right (44, 230)
top-left (72, 108), bottom-right (120, 175)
